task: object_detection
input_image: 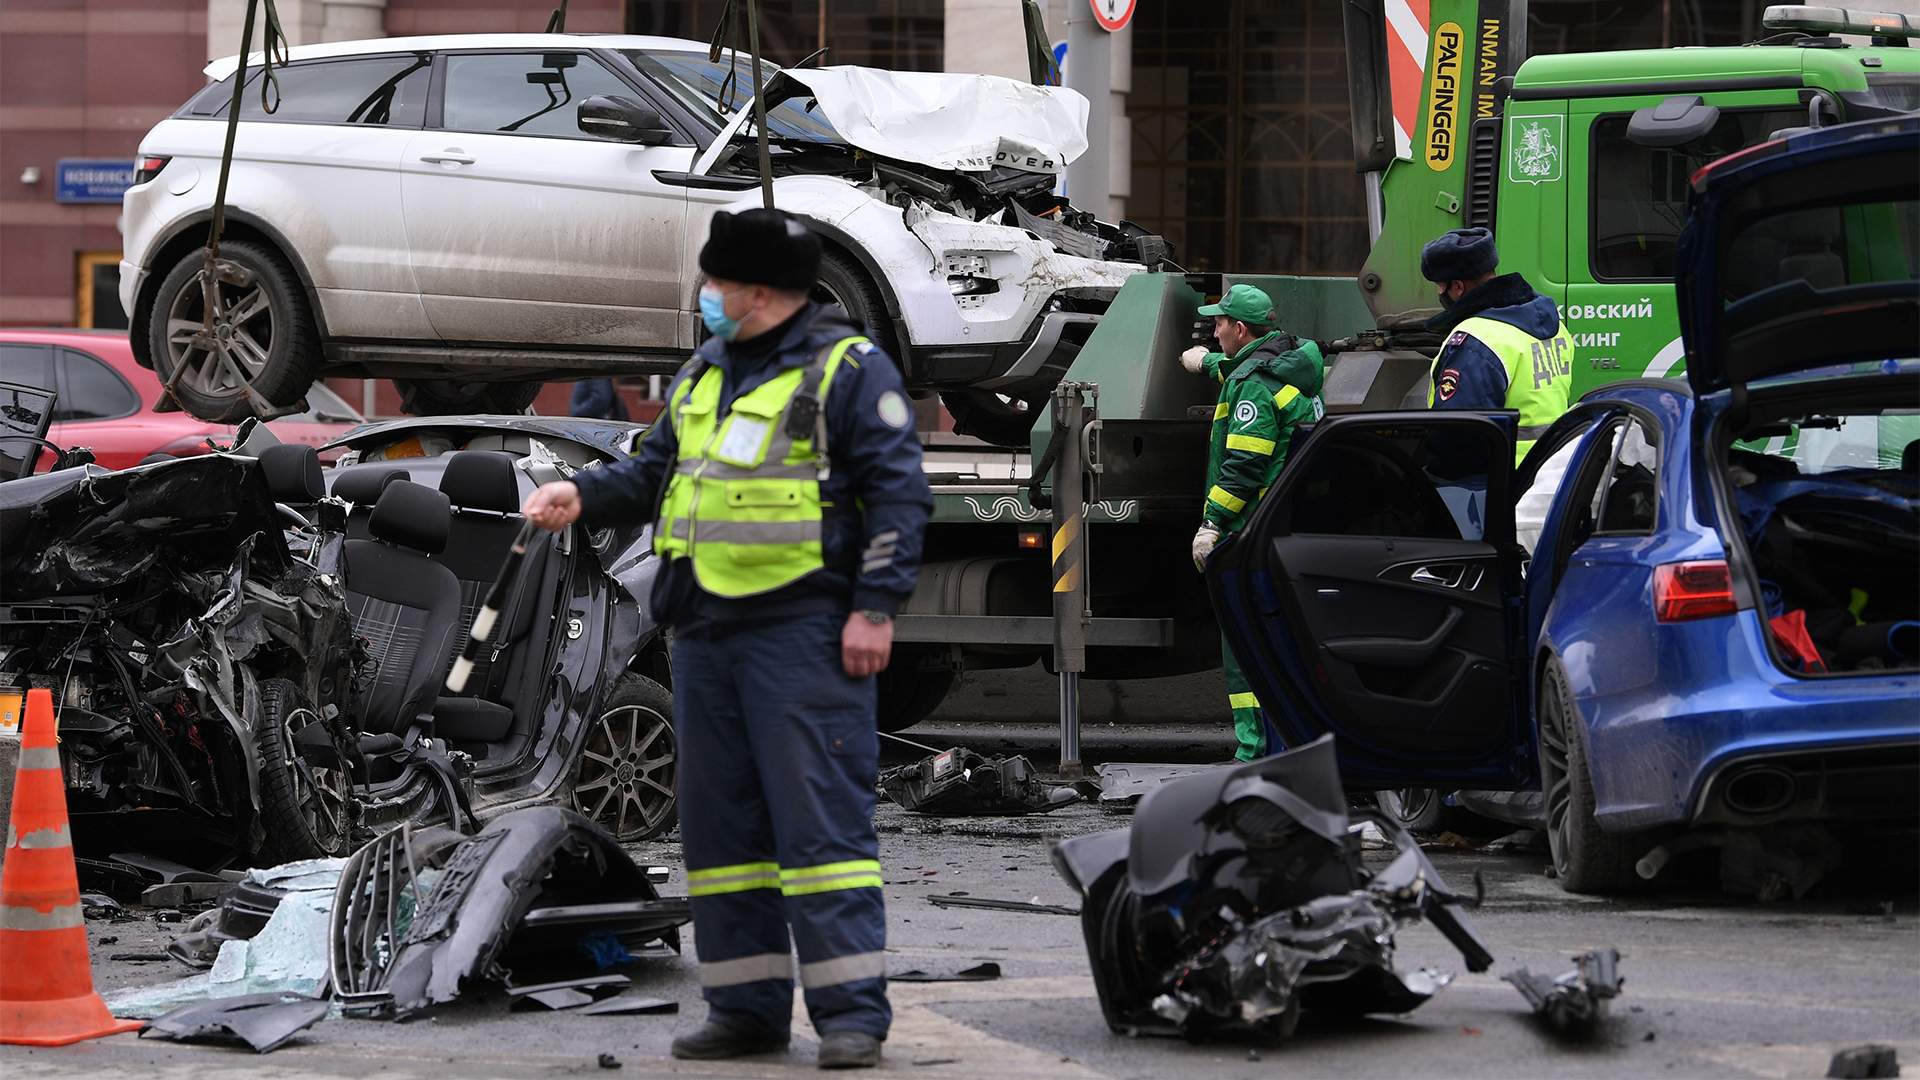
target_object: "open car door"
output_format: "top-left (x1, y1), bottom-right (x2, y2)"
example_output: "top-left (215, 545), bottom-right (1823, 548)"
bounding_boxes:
top-left (1208, 412), bottom-right (1534, 791)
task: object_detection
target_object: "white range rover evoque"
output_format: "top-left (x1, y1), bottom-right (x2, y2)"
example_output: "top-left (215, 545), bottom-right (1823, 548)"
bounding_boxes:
top-left (119, 33), bottom-right (1172, 441)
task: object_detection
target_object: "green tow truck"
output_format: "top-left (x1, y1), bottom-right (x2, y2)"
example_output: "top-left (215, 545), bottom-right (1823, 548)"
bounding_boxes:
top-left (881, 3), bottom-right (1920, 747)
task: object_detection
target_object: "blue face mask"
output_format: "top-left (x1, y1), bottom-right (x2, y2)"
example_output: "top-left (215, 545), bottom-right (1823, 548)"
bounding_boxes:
top-left (699, 285), bottom-right (741, 341)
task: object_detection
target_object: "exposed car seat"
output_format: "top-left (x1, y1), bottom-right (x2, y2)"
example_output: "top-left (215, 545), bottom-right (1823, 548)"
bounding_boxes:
top-left (343, 480), bottom-right (462, 737)
top-left (332, 466), bottom-right (410, 539)
top-left (258, 443), bottom-right (324, 506)
top-left (431, 451), bottom-right (536, 746)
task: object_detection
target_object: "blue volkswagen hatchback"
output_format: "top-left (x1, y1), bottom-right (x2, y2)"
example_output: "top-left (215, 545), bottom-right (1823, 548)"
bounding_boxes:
top-left (1211, 116), bottom-right (1919, 895)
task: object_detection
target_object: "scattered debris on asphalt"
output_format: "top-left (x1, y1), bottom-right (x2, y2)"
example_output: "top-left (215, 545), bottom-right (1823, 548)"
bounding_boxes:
top-left (143, 881), bottom-right (233, 907)
top-left (142, 992), bottom-right (329, 1053)
top-left (166, 859), bottom-right (339, 969)
top-left (331, 807), bottom-right (689, 1019)
top-left (1053, 734), bottom-right (1494, 1042)
top-left (1503, 949), bottom-right (1625, 1036)
top-left (580, 996), bottom-right (678, 1017)
top-left (597, 1052), bottom-right (623, 1069)
top-left (109, 953), bottom-right (172, 963)
top-left (107, 882), bottom-right (336, 1018)
top-left (1827, 1044), bottom-right (1900, 1079)
top-left (1091, 762), bottom-right (1225, 810)
top-left (879, 748), bottom-right (1079, 815)
top-left (507, 975), bottom-right (631, 1011)
top-left (892, 962), bottom-right (1002, 982)
top-left (926, 895), bottom-right (1078, 916)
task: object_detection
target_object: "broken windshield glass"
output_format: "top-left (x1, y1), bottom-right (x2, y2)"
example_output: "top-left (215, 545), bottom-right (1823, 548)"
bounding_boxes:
top-left (621, 50), bottom-right (844, 144)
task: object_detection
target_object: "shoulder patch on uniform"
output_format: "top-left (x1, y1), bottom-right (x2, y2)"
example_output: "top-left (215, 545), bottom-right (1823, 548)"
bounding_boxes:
top-left (1436, 368), bottom-right (1461, 401)
top-left (1446, 330), bottom-right (1469, 347)
top-left (1233, 399), bottom-right (1258, 427)
top-left (876, 389), bottom-right (912, 430)
top-left (854, 340), bottom-right (877, 354)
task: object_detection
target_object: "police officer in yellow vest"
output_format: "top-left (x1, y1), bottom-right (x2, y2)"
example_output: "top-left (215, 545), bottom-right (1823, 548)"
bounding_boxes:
top-left (524, 209), bottom-right (931, 1070)
top-left (1421, 228), bottom-right (1573, 464)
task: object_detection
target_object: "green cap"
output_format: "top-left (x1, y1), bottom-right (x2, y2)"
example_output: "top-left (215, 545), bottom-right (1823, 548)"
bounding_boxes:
top-left (1196, 283), bottom-right (1275, 326)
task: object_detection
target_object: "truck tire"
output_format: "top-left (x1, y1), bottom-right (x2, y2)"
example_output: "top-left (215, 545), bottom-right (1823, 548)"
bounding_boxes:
top-left (396, 379), bottom-right (542, 416)
top-left (253, 678), bottom-right (354, 863)
top-left (876, 663), bottom-right (955, 734)
top-left (1538, 658), bottom-right (1646, 894)
top-left (148, 240), bottom-right (318, 423)
top-left (571, 674), bottom-right (677, 842)
top-left (813, 250), bottom-right (900, 362)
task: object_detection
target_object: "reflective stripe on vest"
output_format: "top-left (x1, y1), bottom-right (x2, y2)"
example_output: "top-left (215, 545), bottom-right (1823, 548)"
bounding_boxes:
top-left (653, 336), bottom-right (865, 598)
top-left (1429, 315), bottom-right (1574, 465)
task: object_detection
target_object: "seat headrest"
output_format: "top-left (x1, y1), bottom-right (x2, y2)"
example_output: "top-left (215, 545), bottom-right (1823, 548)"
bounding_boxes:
top-left (333, 466), bottom-right (410, 506)
top-left (368, 480), bottom-right (451, 554)
top-left (258, 443), bottom-right (323, 503)
top-left (439, 451), bottom-right (522, 513)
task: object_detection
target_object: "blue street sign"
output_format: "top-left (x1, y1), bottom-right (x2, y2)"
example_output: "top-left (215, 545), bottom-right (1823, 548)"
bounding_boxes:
top-left (55, 159), bottom-right (136, 205)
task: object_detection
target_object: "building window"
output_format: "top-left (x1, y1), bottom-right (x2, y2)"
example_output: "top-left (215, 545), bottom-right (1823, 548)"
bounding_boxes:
top-left (1130, 0), bottom-right (1367, 275)
top-left (625, 1), bottom-right (942, 71)
top-left (76, 252), bottom-right (127, 330)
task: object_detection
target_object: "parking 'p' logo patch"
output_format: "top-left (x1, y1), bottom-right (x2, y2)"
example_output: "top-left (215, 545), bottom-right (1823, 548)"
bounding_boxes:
top-left (1234, 400), bottom-right (1258, 427)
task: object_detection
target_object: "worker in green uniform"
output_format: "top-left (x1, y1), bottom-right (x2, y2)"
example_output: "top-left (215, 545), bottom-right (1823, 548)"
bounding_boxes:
top-left (1180, 283), bottom-right (1326, 761)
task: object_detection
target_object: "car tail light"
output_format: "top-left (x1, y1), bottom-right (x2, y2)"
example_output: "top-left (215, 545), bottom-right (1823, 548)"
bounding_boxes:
top-left (134, 156), bottom-right (171, 185)
top-left (1653, 560), bottom-right (1736, 622)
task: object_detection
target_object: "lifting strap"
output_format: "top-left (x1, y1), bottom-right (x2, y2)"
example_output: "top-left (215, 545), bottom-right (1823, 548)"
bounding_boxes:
top-left (161, 0), bottom-right (290, 416)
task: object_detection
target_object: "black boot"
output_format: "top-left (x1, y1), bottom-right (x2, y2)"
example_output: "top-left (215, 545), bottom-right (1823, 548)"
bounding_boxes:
top-left (817, 1031), bottom-right (883, 1069)
top-left (669, 1019), bottom-right (790, 1060)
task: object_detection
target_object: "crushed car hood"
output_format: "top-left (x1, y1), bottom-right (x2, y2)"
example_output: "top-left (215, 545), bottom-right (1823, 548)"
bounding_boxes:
top-left (783, 67), bottom-right (1088, 174)
top-left (0, 455), bottom-right (290, 598)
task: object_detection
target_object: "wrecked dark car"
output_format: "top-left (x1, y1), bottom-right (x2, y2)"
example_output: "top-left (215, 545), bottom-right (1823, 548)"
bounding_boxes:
top-left (323, 414), bottom-right (676, 842)
top-left (0, 445), bottom-right (361, 866)
top-left (1052, 736), bottom-right (1492, 1043)
top-left (878, 747), bottom-right (1079, 815)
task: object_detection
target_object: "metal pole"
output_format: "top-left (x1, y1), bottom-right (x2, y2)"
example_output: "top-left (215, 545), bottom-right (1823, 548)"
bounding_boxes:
top-left (1062, 6), bottom-right (1110, 213)
top-left (1363, 171), bottom-right (1384, 245)
top-left (1050, 382), bottom-right (1090, 778)
top-left (745, 0), bottom-right (775, 210)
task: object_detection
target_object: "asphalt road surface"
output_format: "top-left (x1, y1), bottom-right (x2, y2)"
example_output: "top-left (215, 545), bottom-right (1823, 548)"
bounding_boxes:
top-left (4, 721), bottom-right (1916, 1080)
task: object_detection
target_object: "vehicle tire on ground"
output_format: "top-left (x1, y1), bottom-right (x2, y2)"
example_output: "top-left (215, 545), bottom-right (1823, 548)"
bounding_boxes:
top-left (254, 677), bottom-right (355, 863)
top-left (395, 379), bottom-right (542, 417)
top-left (149, 240), bottom-right (318, 423)
top-left (876, 660), bottom-right (956, 735)
top-left (812, 250), bottom-right (900, 362)
top-left (1538, 657), bottom-right (1647, 894)
top-left (572, 674), bottom-right (677, 842)
top-left (1374, 788), bottom-right (1511, 839)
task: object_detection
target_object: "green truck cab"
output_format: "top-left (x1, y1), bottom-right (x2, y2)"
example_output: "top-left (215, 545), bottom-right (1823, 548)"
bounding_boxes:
top-left (1354, 2), bottom-right (1920, 401)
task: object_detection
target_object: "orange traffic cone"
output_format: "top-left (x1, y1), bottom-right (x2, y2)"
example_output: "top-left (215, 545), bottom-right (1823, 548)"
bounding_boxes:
top-left (0, 688), bottom-right (144, 1045)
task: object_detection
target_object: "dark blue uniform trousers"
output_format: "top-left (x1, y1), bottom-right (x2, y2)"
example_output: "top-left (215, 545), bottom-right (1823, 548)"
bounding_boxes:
top-left (671, 612), bottom-right (891, 1040)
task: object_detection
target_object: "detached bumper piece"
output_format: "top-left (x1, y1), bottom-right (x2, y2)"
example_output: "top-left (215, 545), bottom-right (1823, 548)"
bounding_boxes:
top-left (329, 807), bottom-right (690, 1018)
top-left (1051, 735), bottom-right (1493, 1043)
top-left (879, 747), bottom-right (1079, 815)
top-left (142, 992), bottom-right (329, 1053)
top-left (1503, 949), bottom-right (1625, 1037)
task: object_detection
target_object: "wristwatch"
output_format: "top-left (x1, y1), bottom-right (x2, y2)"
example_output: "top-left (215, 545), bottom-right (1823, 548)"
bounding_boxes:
top-left (856, 609), bottom-right (892, 625)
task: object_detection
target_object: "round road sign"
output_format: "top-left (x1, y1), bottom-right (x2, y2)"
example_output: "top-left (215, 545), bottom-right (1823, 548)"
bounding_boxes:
top-left (1090, 0), bottom-right (1135, 32)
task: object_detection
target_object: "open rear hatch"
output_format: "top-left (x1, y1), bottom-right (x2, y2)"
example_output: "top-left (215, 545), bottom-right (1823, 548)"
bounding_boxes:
top-left (1679, 115), bottom-right (1920, 675)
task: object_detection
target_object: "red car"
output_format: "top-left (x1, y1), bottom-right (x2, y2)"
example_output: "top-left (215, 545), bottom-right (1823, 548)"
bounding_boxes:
top-left (0, 329), bottom-right (362, 471)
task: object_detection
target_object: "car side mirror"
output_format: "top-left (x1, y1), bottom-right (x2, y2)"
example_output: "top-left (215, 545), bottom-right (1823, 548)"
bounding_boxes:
top-left (578, 95), bottom-right (675, 145)
top-left (1626, 95), bottom-right (1721, 148)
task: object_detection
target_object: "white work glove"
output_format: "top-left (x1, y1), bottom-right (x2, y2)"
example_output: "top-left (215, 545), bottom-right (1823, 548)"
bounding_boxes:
top-left (1192, 523), bottom-right (1223, 572)
top-left (1180, 345), bottom-right (1210, 374)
